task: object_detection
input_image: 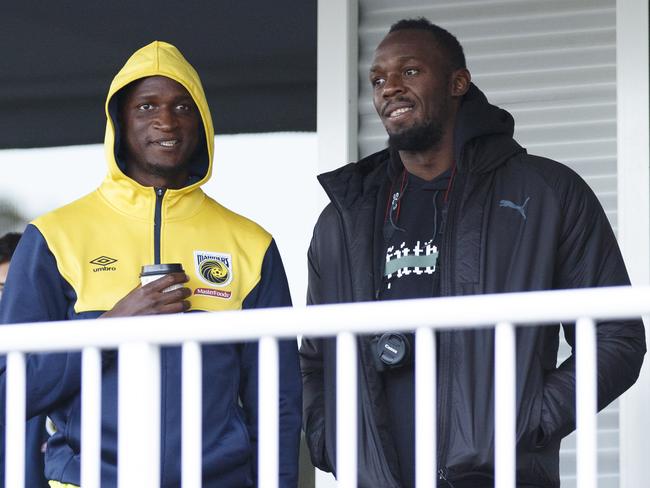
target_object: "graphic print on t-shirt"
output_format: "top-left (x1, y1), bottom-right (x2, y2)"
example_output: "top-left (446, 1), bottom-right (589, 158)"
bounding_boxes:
top-left (384, 239), bottom-right (438, 290)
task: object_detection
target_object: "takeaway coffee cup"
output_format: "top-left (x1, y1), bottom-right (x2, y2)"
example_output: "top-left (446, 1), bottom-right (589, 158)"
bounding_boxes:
top-left (140, 263), bottom-right (185, 292)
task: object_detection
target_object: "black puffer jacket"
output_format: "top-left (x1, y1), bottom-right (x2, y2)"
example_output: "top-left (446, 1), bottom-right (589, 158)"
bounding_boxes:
top-left (300, 84), bottom-right (646, 487)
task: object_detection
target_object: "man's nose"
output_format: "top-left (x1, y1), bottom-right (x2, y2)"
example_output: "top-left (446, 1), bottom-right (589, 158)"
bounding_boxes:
top-left (154, 107), bottom-right (179, 130)
top-left (382, 74), bottom-right (404, 98)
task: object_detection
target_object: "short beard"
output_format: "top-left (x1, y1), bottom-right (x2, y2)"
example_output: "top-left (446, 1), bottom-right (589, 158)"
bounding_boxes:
top-left (387, 119), bottom-right (444, 152)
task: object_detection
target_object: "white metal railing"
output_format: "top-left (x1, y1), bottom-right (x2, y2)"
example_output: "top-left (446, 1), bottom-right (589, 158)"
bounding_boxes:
top-left (1, 285), bottom-right (648, 487)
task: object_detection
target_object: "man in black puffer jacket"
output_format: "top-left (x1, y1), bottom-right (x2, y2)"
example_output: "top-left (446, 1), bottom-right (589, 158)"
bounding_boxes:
top-left (300, 17), bottom-right (646, 488)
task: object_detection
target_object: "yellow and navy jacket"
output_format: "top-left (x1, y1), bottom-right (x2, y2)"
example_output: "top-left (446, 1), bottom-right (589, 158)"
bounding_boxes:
top-left (0, 41), bottom-right (301, 487)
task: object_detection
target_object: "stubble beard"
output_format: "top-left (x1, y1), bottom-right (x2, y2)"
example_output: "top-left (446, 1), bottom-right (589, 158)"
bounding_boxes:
top-left (387, 119), bottom-right (445, 152)
top-left (386, 95), bottom-right (451, 152)
top-left (143, 159), bottom-right (190, 178)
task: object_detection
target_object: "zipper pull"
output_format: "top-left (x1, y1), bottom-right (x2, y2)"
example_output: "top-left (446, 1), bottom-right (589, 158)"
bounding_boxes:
top-left (438, 468), bottom-right (454, 487)
top-left (155, 187), bottom-right (165, 198)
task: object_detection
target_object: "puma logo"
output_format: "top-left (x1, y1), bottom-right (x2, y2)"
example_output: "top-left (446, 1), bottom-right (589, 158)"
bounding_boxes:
top-left (499, 197), bottom-right (530, 220)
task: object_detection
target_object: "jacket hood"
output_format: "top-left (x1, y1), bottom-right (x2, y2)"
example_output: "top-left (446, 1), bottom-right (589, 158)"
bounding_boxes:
top-left (452, 83), bottom-right (523, 173)
top-left (104, 41), bottom-right (214, 191)
top-left (319, 83), bottom-right (524, 206)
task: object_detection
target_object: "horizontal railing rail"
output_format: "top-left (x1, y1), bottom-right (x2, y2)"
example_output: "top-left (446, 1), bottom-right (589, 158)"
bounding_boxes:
top-left (1, 285), bottom-right (648, 488)
top-left (0, 286), bottom-right (647, 352)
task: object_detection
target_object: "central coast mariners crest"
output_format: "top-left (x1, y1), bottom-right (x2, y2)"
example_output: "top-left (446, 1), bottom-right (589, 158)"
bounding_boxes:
top-left (194, 251), bottom-right (233, 287)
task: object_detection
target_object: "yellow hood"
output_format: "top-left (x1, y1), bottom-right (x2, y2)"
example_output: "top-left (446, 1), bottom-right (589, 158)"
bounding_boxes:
top-left (103, 40), bottom-right (214, 189)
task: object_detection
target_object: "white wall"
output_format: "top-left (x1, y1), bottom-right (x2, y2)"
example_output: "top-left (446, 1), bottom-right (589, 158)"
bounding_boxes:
top-left (615, 2), bottom-right (650, 486)
top-left (0, 132), bottom-right (320, 306)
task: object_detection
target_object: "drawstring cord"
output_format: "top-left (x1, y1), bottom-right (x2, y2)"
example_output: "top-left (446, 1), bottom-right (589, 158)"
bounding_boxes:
top-left (384, 168), bottom-right (409, 232)
top-left (384, 164), bottom-right (457, 233)
top-left (431, 190), bottom-right (440, 238)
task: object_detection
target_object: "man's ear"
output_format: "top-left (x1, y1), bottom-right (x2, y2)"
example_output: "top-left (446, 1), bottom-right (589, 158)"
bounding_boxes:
top-left (450, 68), bottom-right (471, 97)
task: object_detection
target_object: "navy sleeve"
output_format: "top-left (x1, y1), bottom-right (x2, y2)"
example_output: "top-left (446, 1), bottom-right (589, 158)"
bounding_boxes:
top-left (0, 224), bottom-right (82, 423)
top-left (239, 239), bottom-right (301, 488)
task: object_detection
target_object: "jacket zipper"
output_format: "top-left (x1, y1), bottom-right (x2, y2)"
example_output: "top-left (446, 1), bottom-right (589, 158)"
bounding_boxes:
top-left (154, 187), bottom-right (166, 264)
top-left (154, 186), bottom-right (167, 481)
top-left (437, 172), bottom-right (464, 477)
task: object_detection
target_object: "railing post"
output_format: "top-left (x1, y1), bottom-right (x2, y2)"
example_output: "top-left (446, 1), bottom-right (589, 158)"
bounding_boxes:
top-left (415, 327), bottom-right (436, 488)
top-left (81, 347), bottom-right (102, 488)
top-left (495, 322), bottom-right (516, 488)
top-left (576, 317), bottom-right (598, 488)
top-left (337, 332), bottom-right (357, 488)
top-left (259, 336), bottom-right (279, 488)
top-left (5, 351), bottom-right (26, 488)
top-left (182, 341), bottom-right (203, 488)
top-left (118, 342), bottom-right (160, 487)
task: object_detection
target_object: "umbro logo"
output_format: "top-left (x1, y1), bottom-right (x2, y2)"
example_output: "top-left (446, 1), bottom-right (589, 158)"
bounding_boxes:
top-left (90, 256), bottom-right (118, 272)
top-left (90, 256), bottom-right (117, 267)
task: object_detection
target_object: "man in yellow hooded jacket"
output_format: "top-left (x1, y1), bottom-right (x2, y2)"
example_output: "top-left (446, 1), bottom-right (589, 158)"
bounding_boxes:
top-left (0, 41), bottom-right (302, 487)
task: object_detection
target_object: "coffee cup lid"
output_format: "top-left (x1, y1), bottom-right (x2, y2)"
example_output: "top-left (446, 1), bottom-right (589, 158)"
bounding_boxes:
top-left (140, 263), bottom-right (184, 276)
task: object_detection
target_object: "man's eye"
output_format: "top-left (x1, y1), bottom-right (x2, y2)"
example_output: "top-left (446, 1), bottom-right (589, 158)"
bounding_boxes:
top-left (176, 104), bottom-right (191, 111)
top-left (138, 103), bottom-right (153, 111)
top-left (405, 68), bottom-right (419, 76)
top-left (372, 78), bottom-right (385, 88)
